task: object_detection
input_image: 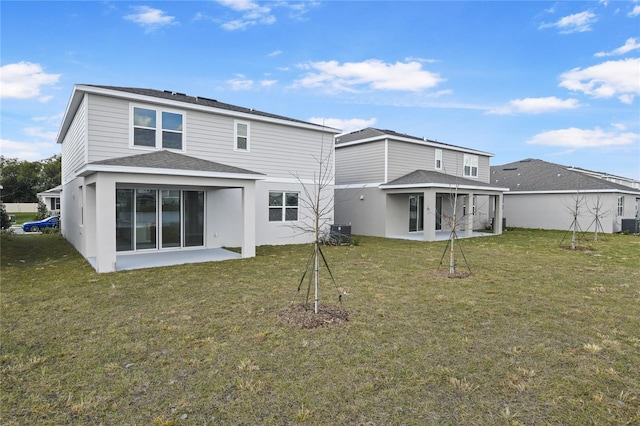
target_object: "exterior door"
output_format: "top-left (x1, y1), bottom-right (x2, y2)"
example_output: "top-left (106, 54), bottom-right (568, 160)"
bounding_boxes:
top-left (409, 195), bottom-right (424, 232)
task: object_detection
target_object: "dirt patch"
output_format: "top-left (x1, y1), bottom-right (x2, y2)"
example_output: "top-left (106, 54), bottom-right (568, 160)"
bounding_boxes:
top-left (431, 269), bottom-right (472, 279)
top-left (560, 245), bottom-right (595, 251)
top-left (278, 303), bottom-right (349, 329)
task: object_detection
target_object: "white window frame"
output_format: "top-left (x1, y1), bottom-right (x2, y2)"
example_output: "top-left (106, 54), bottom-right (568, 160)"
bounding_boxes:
top-left (234, 120), bottom-right (250, 152)
top-left (463, 154), bottom-right (478, 178)
top-left (617, 195), bottom-right (624, 216)
top-left (130, 104), bottom-right (185, 152)
top-left (268, 191), bottom-right (299, 222)
top-left (435, 148), bottom-right (442, 170)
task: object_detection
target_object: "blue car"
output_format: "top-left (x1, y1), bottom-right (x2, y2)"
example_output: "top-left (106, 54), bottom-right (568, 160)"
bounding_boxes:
top-left (22, 216), bottom-right (60, 232)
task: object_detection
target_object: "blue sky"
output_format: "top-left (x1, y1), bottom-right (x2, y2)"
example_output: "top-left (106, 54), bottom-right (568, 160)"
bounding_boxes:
top-left (2, 0), bottom-right (639, 179)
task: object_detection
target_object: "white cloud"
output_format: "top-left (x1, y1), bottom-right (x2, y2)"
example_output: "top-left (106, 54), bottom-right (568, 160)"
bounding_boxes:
top-left (216, 0), bottom-right (275, 30)
top-left (226, 75), bottom-right (253, 90)
top-left (628, 5), bottom-right (640, 17)
top-left (293, 59), bottom-right (444, 93)
top-left (595, 38), bottom-right (640, 57)
top-left (308, 117), bottom-right (377, 133)
top-left (0, 138), bottom-right (57, 161)
top-left (0, 62), bottom-right (60, 99)
top-left (124, 6), bottom-right (177, 32)
top-left (268, 50), bottom-right (283, 57)
top-left (527, 126), bottom-right (638, 148)
top-left (488, 97), bottom-right (582, 115)
top-left (260, 80), bottom-right (277, 87)
top-left (24, 127), bottom-right (57, 141)
top-left (539, 10), bottom-right (597, 33)
top-left (559, 57), bottom-right (640, 103)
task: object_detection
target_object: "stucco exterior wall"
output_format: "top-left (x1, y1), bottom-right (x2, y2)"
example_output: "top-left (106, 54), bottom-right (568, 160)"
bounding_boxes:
top-left (502, 192), bottom-right (633, 233)
top-left (334, 186), bottom-right (387, 237)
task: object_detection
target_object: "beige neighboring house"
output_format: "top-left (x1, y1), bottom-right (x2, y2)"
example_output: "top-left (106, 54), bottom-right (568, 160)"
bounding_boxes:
top-left (37, 185), bottom-right (62, 215)
top-left (491, 159), bottom-right (640, 234)
top-left (334, 128), bottom-right (508, 241)
top-left (57, 85), bottom-right (340, 273)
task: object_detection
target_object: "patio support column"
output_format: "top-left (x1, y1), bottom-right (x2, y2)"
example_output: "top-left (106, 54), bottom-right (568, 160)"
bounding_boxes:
top-left (241, 182), bottom-right (256, 258)
top-left (465, 193), bottom-right (474, 238)
top-left (493, 193), bottom-right (504, 234)
top-left (94, 173), bottom-right (117, 273)
top-left (424, 189), bottom-right (436, 241)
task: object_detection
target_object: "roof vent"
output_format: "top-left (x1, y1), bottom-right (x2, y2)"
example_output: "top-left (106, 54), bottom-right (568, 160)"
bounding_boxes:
top-left (503, 167), bottom-right (518, 171)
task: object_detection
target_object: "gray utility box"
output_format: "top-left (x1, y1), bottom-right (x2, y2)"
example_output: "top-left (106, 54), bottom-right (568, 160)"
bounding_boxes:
top-left (330, 224), bottom-right (352, 244)
top-left (621, 218), bottom-right (639, 234)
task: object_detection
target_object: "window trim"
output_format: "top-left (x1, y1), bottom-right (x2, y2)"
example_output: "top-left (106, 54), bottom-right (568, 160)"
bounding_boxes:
top-left (463, 154), bottom-right (478, 178)
top-left (435, 148), bottom-right (442, 170)
top-left (268, 191), bottom-right (299, 222)
top-left (617, 195), bottom-right (624, 216)
top-left (130, 104), bottom-right (186, 152)
top-left (234, 120), bottom-right (250, 152)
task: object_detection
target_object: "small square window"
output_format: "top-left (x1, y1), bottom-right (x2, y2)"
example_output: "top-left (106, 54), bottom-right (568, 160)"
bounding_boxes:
top-left (269, 191), bottom-right (298, 222)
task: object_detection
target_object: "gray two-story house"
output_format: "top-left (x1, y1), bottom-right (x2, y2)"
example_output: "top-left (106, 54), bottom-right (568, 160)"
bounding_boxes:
top-left (57, 85), bottom-right (340, 273)
top-left (334, 128), bottom-right (507, 241)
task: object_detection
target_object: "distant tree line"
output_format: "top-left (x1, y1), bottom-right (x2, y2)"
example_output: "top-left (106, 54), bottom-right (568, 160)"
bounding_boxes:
top-left (0, 155), bottom-right (61, 203)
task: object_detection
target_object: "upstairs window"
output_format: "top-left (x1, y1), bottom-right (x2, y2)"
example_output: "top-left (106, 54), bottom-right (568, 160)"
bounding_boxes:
top-left (463, 154), bottom-right (478, 178)
top-left (269, 191), bottom-right (298, 222)
top-left (435, 148), bottom-right (442, 170)
top-left (132, 106), bottom-right (184, 150)
top-left (235, 121), bottom-right (249, 151)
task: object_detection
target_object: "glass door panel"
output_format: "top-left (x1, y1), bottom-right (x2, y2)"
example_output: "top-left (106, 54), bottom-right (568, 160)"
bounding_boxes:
top-left (184, 191), bottom-right (204, 247)
top-left (409, 195), bottom-right (424, 232)
top-left (136, 189), bottom-right (157, 250)
top-left (162, 190), bottom-right (181, 248)
top-left (116, 189), bottom-right (134, 251)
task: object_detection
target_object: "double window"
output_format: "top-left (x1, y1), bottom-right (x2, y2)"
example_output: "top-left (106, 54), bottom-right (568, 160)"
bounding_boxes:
top-left (463, 154), bottom-right (478, 178)
top-left (269, 191), bottom-right (298, 222)
top-left (132, 106), bottom-right (184, 150)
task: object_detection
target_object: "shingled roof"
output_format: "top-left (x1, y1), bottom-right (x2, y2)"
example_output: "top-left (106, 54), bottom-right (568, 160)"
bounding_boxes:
top-left (86, 85), bottom-right (338, 128)
top-left (335, 127), bottom-right (492, 156)
top-left (382, 169), bottom-right (505, 190)
top-left (88, 150), bottom-right (263, 176)
top-left (491, 159), bottom-right (638, 193)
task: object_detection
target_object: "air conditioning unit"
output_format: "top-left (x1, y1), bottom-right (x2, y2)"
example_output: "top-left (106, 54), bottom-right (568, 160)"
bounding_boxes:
top-left (621, 218), bottom-right (639, 234)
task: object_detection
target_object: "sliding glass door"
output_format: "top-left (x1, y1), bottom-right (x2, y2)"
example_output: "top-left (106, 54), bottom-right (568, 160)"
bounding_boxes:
top-left (184, 191), bottom-right (204, 247)
top-left (116, 189), bottom-right (204, 252)
top-left (409, 195), bottom-right (424, 232)
top-left (161, 190), bottom-right (181, 248)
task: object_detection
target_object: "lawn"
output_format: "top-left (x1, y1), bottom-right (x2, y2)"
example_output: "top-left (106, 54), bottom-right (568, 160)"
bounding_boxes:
top-left (1, 230), bottom-right (639, 425)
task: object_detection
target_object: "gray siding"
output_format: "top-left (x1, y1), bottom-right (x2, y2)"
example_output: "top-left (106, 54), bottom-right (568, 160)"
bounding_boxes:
top-left (387, 141), bottom-right (432, 181)
top-left (335, 142), bottom-right (386, 185)
top-left (61, 95), bottom-right (88, 184)
top-left (188, 111), bottom-right (332, 180)
top-left (441, 149), bottom-right (491, 183)
top-left (83, 95), bottom-right (333, 182)
top-left (86, 95), bottom-right (131, 162)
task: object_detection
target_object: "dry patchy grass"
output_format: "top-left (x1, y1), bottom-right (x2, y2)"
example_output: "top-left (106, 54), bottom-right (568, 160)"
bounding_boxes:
top-left (1, 230), bottom-right (639, 425)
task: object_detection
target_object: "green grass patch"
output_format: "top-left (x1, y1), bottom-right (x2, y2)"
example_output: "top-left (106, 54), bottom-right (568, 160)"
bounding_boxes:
top-left (1, 230), bottom-right (639, 425)
top-left (6, 212), bottom-right (38, 225)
